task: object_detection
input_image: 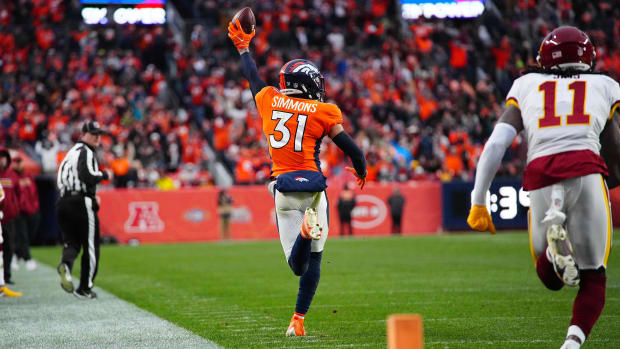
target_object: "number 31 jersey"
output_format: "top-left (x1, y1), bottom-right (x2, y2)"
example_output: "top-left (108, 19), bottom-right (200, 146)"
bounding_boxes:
top-left (255, 86), bottom-right (343, 177)
top-left (506, 73), bottom-right (620, 190)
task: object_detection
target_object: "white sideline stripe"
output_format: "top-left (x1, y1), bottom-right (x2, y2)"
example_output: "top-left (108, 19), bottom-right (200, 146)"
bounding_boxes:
top-left (0, 263), bottom-right (222, 349)
top-left (84, 196), bottom-right (96, 288)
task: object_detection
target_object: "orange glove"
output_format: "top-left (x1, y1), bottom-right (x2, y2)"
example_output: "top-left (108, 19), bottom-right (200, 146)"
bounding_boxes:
top-left (227, 19), bottom-right (255, 51)
top-left (345, 167), bottom-right (366, 189)
top-left (467, 204), bottom-right (496, 234)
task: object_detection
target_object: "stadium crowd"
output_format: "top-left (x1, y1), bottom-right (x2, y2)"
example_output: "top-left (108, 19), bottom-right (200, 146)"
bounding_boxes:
top-left (0, 0), bottom-right (619, 187)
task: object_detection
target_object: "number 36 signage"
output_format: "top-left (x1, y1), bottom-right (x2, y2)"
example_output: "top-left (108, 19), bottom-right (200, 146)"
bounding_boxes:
top-left (441, 180), bottom-right (530, 231)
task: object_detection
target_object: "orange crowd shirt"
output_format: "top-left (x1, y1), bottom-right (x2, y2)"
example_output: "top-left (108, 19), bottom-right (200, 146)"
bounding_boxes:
top-left (255, 86), bottom-right (343, 177)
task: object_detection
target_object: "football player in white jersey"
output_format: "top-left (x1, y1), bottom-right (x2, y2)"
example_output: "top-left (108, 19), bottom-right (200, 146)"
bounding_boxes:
top-left (467, 26), bottom-right (620, 349)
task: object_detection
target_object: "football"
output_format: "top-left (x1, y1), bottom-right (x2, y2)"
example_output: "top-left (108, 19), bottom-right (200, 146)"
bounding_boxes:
top-left (232, 7), bottom-right (255, 34)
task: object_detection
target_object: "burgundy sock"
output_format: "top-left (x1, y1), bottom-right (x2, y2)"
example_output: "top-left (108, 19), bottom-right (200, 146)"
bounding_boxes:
top-left (536, 251), bottom-right (564, 291)
top-left (571, 270), bottom-right (606, 338)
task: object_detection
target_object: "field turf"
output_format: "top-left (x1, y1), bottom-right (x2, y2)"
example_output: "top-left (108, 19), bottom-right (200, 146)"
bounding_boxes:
top-left (33, 232), bottom-right (619, 348)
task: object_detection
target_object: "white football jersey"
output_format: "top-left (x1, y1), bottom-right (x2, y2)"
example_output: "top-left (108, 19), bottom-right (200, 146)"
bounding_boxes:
top-left (506, 73), bottom-right (620, 163)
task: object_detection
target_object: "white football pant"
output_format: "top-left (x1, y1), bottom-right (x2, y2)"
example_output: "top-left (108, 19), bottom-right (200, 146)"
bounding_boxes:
top-left (528, 174), bottom-right (613, 269)
top-left (274, 189), bottom-right (329, 261)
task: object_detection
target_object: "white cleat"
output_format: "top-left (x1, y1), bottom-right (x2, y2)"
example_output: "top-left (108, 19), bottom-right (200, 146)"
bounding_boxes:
top-left (546, 224), bottom-right (579, 286)
top-left (25, 259), bottom-right (37, 271)
top-left (301, 208), bottom-right (322, 240)
top-left (560, 339), bottom-right (581, 349)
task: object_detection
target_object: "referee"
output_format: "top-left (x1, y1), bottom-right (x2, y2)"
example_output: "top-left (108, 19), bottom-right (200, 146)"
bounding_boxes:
top-left (56, 121), bottom-right (112, 299)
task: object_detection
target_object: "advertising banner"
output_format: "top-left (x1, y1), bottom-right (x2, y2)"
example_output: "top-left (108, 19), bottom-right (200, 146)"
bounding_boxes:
top-left (98, 181), bottom-right (441, 243)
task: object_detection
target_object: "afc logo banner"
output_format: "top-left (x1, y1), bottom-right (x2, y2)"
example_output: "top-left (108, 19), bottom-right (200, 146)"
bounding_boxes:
top-left (124, 202), bottom-right (165, 233)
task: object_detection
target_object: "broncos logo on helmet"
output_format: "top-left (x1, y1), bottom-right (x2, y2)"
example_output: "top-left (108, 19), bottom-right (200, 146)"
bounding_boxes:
top-left (279, 59), bottom-right (325, 102)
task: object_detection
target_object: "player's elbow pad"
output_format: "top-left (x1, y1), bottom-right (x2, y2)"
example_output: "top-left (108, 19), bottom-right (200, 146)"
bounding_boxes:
top-left (332, 131), bottom-right (367, 177)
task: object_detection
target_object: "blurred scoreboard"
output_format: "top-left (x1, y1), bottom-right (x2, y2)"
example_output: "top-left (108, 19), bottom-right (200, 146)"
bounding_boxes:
top-left (442, 180), bottom-right (530, 231)
top-left (400, 0), bottom-right (485, 19)
top-left (80, 0), bottom-right (166, 25)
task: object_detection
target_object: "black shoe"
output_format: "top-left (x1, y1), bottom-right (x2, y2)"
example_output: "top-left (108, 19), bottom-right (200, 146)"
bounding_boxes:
top-left (73, 289), bottom-right (97, 299)
top-left (5, 279), bottom-right (15, 285)
top-left (57, 263), bottom-right (74, 293)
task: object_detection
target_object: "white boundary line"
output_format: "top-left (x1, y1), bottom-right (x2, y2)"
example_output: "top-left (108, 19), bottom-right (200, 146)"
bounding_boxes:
top-left (0, 263), bottom-right (222, 349)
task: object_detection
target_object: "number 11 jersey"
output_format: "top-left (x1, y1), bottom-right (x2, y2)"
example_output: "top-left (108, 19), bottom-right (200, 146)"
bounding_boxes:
top-left (506, 72), bottom-right (620, 190)
top-left (255, 86), bottom-right (343, 177)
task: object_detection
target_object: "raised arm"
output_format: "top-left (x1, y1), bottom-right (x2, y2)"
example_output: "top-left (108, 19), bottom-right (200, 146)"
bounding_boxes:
top-left (228, 19), bottom-right (266, 98)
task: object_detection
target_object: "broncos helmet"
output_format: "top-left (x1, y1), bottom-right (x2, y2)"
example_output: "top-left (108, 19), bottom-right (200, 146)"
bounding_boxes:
top-left (279, 59), bottom-right (325, 102)
top-left (537, 26), bottom-right (595, 71)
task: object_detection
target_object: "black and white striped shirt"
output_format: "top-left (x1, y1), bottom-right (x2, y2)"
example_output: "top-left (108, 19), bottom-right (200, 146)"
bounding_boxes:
top-left (57, 141), bottom-right (108, 197)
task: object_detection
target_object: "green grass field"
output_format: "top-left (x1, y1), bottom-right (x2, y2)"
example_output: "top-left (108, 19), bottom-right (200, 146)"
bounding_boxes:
top-left (32, 232), bottom-right (619, 348)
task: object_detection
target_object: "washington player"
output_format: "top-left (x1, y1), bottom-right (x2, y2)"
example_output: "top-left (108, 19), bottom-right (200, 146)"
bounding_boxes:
top-left (0, 181), bottom-right (22, 297)
top-left (468, 26), bottom-right (620, 349)
top-left (228, 19), bottom-right (367, 336)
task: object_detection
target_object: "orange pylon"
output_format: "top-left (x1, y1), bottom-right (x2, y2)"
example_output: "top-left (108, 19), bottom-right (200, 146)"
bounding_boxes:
top-left (387, 314), bottom-right (423, 349)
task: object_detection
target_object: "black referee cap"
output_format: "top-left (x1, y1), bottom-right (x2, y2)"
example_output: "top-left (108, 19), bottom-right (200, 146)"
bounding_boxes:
top-left (82, 121), bottom-right (104, 135)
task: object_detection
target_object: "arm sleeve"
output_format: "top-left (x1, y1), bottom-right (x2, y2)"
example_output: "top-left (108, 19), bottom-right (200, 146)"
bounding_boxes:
top-left (332, 131), bottom-right (367, 178)
top-left (77, 148), bottom-right (108, 185)
top-left (240, 52), bottom-right (267, 99)
top-left (471, 123), bottom-right (518, 206)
